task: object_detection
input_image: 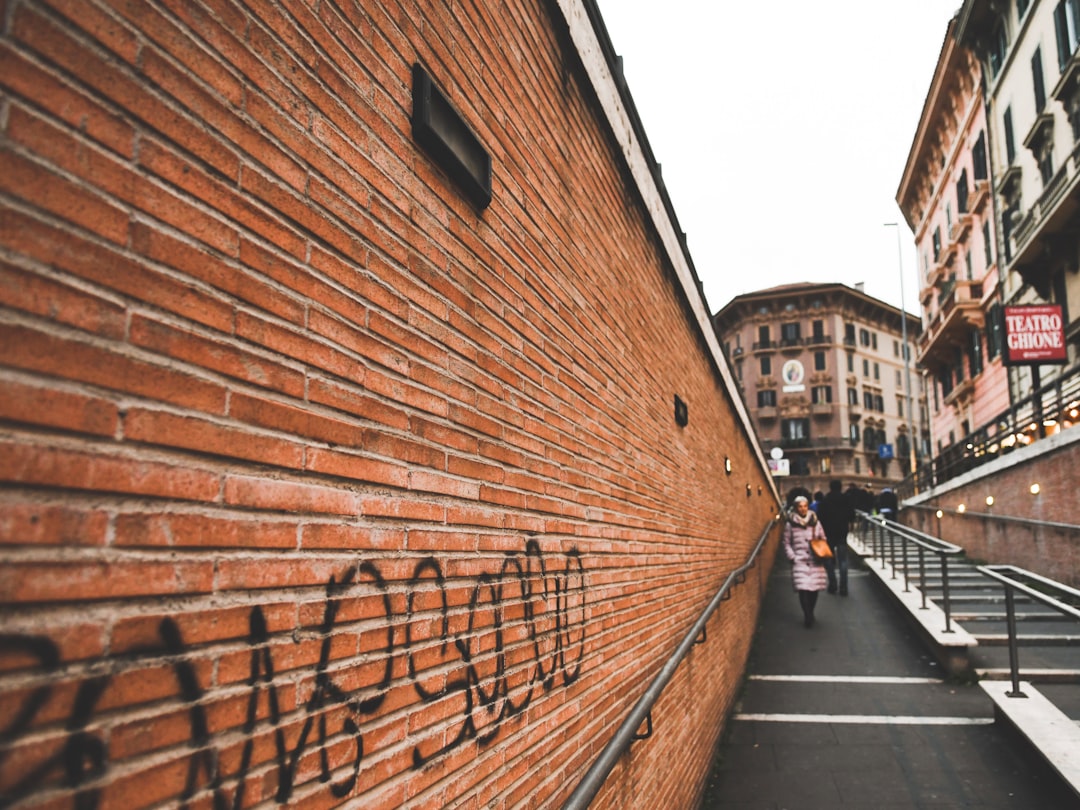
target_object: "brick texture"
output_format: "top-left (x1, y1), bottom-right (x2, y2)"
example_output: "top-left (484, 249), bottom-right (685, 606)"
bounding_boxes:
top-left (901, 438), bottom-right (1080, 587)
top-left (0, 1), bottom-right (779, 808)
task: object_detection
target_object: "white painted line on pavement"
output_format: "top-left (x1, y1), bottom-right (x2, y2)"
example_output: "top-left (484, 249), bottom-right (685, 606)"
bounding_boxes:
top-left (749, 675), bottom-right (942, 684)
top-left (734, 713), bottom-right (994, 725)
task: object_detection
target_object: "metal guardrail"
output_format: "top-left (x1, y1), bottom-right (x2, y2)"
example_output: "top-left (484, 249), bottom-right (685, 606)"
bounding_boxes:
top-left (975, 565), bottom-right (1080, 698)
top-left (897, 362), bottom-right (1080, 500)
top-left (561, 516), bottom-right (780, 810)
top-left (857, 511), bottom-right (964, 632)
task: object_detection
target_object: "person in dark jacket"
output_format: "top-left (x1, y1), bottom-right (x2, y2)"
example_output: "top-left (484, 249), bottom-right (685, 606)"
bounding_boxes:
top-left (819, 480), bottom-right (855, 595)
top-left (876, 487), bottom-right (899, 520)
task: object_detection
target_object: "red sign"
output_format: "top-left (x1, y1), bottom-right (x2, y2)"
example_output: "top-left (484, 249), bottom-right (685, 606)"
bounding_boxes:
top-left (1004, 305), bottom-right (1067, 365)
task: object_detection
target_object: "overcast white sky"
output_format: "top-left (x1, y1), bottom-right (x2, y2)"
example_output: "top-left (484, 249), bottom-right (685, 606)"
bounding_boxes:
top-left (595, 1), bottom-right (963, 316)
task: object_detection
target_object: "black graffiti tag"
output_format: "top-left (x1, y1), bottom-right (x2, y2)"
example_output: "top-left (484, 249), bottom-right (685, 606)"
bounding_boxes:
top-left (0, 541), bottom-right (586, 807)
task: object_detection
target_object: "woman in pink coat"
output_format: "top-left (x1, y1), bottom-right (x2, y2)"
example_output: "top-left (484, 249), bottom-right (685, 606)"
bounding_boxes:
top-left (783, 495), bottom-right (829, 627)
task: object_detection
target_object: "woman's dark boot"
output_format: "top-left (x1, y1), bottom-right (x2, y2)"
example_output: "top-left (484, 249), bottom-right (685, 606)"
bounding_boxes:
top-left (798, 591), bottom-right (813, 628)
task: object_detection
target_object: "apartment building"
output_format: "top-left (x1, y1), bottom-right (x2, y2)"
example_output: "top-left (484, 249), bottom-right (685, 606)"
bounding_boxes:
top-left (955, 0), bottom-right (1080, 391)
top-left (713, 283), bottom-right (925, 498)
top-left (897, 17), bottom-right (1011, 457)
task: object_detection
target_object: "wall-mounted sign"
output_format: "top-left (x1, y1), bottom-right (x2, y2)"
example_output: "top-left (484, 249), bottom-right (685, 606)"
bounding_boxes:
top-left (781, 359), bottom-right (805, 392)
top-left (878, 444), bottom-right (894, 460)
top-left (767, 458), bottom-right (790, 476)
top-left (1003, 305), bottom-right (1067, 365)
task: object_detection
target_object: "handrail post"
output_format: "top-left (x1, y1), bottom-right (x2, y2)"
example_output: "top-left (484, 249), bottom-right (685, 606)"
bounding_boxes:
top-left (901, 531), bottom-right (910, 592)
top-left (940, 554), bottom-right (953, 633)
top-left (917, 546), bottom-right (928, 608)
top-left (1003, 584), bottom-right (1026, 698)
top-left (888, 522), bottom-right (897, 580)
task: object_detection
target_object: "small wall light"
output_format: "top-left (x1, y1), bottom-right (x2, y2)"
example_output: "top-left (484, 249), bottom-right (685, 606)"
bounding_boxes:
top-left (957, 503), bottom-right (966, 513)
top-left (674, 395), bottom-right (688, 427)
top-left (1030, 483), bottom-right (1041, 495)
top-left (746, 484), bottom-right (752, 498)
top-left (935, 509), bottom-right (943, 519)
top-left (985, 495), bottom-right (994, 507)
top-left (724, 456), bottom-right (732, 475)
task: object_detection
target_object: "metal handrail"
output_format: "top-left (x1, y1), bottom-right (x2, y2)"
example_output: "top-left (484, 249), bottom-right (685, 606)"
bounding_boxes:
top-left (857, 511), bottom-right (964, 630)
top-left (975, 565), bottom-right (1080, 697)
top-left (907, 502), bottom-right (1080, 534)
top-left (561, 516), bottom-right (780, 810)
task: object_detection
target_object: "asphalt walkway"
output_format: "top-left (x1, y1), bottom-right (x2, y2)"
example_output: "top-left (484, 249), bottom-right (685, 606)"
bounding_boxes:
top-left (699, 555), bottom-right (1079, 809)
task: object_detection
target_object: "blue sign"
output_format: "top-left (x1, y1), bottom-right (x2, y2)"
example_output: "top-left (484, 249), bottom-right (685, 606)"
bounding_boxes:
top-left (878, 444), bottom-right (894, 459)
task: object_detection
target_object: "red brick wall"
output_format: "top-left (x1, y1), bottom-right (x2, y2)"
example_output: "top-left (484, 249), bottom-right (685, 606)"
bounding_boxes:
top-left (901, 434), bottom-right (1080, 586)
top-left (0, 1), bottom-right (780, 808)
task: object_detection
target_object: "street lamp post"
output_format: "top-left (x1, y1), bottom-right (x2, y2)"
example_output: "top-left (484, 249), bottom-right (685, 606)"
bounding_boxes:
top-left (885, 223), bottom-right (918, 487)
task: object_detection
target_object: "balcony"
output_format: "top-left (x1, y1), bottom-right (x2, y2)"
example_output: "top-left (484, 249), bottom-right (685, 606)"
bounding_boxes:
top-left (806, 334), bottom-right (832, 346)
top-left (968, 179), bottom-right (991, 212)
top-left (758, 406), bottom-right (778, 421)
top-left (752, 340), bottom-right (774, 352)
top-left (811, 403), bottom-right (833, 417)
top-left (918, 279), bottom-right (985, 368)
top-left (778, 337), bottom-right (804, 352)
top-left (944, 376), bottom-right (976, 407)
top-left (949, 211), bottom-right (973, 244)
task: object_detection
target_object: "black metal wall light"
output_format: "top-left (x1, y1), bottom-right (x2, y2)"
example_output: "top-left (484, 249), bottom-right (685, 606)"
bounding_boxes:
top-left (411, 63), bottom-right (492, 210)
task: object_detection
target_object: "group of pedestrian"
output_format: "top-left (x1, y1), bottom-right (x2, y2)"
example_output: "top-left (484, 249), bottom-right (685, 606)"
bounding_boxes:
top-left (781, 479), bottom-right (857, 628)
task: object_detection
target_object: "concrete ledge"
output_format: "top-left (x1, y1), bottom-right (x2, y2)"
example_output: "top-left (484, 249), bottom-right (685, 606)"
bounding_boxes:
top-left (981, 680), bottom-right (1080, 801)
top-left (850, 536), bottom-right (978, 676)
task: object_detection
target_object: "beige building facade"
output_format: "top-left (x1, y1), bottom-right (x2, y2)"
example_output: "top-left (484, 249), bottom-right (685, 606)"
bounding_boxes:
top-left (714, 283), bottom-right (925, 500)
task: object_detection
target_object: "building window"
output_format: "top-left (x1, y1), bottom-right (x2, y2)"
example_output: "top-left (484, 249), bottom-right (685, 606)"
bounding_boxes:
top-left (956, 169), bottom-right (969, 213)
top-left (898, 397), bottom-right (904, 418)
top-left (983, 221), bottom-right (993, 267)
top-left (736, 361), bottom-right (743, 382)
top-left (863, 391), bottom-right (874, 410)
top-left (1004, 106), bottom-right (1016, 164)
top-left (896, 370), bottom-right (902, 386)
top-left (988, 302), bottom-right (1004, 359)
top-left (965, 250), bottom-right (973, 280)
top-left (873, 362), bottom-right (880, 380)
top-left (848, 387), bottom-right (859, 405)
top-left (850, 423), bottom-right (860, 443)
top-left (781, 322), bottom-right (801, 345)
top-left (973, 131), bottom-right (988, 181)
top-left (968, 329), bottom-right (984, 376)
top-left (1038, 145), bottom-right (1055, 186)
top-left (874, 394), bottom-right (884, 412)
top-left (812, 385), bottom-right (832, 404)
top-left (854, 457), bottom-right (861, 474)
top-left (758, 325), bottom-right (770, 347)
top-left (814, 351), bottom-right (826, 371)
top-left (844, 322), bottom-right (856, 345)
top-left (782, 418), bottom-right (810, 445)
top-left (1056, 0), bottom-right (1080, 70)
top-left (1032, 47), bottom-right (1047, 113)
top-left (859, 328), bottom-right (870, 347)
top-left (812, 319), bottom-right (825, 340)
top-left (932, 227), bottom-right (941, 262)
top-left (862, 359), bottom-right (870, 377)
top-left (990, 22), bottom-right (1007, 77)
top-left (758, 390), bottom-right (777, 408)
top-left (847, 353), bottom-right (854, 373)
top-left (760, 356), bottom-right (772, 375)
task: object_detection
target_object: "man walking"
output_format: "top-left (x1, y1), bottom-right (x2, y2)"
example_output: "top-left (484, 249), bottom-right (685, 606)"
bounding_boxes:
top-left (819, 479), bottom-right (855, 595)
